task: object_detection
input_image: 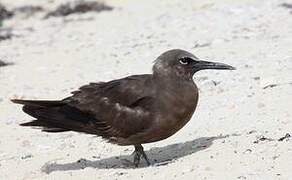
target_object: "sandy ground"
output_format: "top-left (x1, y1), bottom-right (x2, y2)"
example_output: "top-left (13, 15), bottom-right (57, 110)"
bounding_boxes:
top-left (0, 0), bottom-right (292, 179)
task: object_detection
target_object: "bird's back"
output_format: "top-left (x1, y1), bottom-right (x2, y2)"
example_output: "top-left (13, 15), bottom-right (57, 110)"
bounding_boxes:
top-left (13, 75), bottom-right (156, 144)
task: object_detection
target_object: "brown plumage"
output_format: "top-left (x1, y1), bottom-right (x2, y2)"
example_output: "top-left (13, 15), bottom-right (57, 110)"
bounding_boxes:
top-left (12, 49), bottom-right (235, 167)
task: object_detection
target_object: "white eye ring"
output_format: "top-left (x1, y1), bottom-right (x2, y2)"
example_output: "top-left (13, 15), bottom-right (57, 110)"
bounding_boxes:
top-left (179, 59), bottom-right (189, 65)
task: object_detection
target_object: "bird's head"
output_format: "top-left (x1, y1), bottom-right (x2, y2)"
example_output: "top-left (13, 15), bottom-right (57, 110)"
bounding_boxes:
top-left (153, 49), bottom-right (235, 80)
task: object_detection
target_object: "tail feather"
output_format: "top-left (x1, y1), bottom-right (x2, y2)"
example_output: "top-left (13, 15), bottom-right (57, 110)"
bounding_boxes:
top-left (11, 99), bottom-right (64, 107)
top-left (12, 98), bottom-right (95, 134)
top-left (20, 119), bottom-right (69, 132)
top-left (20, 119), bottom-right (48, 127)
top-left (42, 128), bottom-right (69, 132)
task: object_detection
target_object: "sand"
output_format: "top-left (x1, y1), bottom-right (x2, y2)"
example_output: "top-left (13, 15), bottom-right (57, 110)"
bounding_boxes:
top-left (0, 0), bottom-right (292, 179)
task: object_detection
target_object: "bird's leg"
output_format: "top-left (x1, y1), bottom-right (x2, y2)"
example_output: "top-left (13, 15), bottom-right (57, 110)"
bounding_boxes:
top-left (133, 144), bottom-right (150, 167)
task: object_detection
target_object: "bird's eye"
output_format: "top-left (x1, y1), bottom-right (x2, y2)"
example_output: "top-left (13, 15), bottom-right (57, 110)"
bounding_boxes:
top-left (179, 57), bottom-right (192, 65)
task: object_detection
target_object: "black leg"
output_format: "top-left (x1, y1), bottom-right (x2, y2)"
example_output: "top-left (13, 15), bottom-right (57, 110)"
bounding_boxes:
top-left (133, 144), bottom-right (150, 167)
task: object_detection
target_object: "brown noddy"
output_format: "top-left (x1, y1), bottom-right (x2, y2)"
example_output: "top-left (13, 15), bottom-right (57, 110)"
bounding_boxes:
top-left (11, 49), bottom-right (235, 167)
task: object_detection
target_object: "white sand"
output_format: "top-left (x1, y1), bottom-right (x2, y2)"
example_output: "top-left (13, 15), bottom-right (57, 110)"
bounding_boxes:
top-left (0, 0), bottom-right (292, 179)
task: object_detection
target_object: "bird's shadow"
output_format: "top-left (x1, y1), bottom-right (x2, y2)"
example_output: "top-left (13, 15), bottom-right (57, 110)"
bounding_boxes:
top-left (42, 135), bottom-right (228, 173)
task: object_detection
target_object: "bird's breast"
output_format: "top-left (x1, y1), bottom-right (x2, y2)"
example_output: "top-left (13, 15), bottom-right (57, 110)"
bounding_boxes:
top-left (153, 82), bottom-right (199, 140)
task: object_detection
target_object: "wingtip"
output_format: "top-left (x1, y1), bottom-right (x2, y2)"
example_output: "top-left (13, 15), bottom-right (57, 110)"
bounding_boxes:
top-left (19, 121), bottom-right (31, 126)
top-left (10, 99), bottom-right (28, 105)
top-left (10, 98), bottom-right (20, 103)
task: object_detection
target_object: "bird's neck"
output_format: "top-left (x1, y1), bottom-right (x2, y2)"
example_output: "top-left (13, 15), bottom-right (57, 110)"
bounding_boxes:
top-left (153, 73), bottom-right (195, 90)
top-left (152, 74), bottom-right (198, 108)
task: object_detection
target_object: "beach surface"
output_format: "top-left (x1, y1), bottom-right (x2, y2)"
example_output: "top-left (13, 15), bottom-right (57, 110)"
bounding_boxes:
top-left (0, 0), bottom-right (292, 179)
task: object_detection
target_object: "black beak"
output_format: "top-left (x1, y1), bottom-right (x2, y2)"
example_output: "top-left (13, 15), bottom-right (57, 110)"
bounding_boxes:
top-left (194, 60), bottom-right (236, 71)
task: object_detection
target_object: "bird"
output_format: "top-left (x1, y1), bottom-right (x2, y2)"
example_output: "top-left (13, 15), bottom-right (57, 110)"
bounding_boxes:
top-left (11, 49), bottom-right (235, 167)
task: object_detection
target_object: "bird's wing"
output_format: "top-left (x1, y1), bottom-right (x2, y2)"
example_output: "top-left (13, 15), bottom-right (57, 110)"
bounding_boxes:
top-left (64, 74), bottom-right (155, 141)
